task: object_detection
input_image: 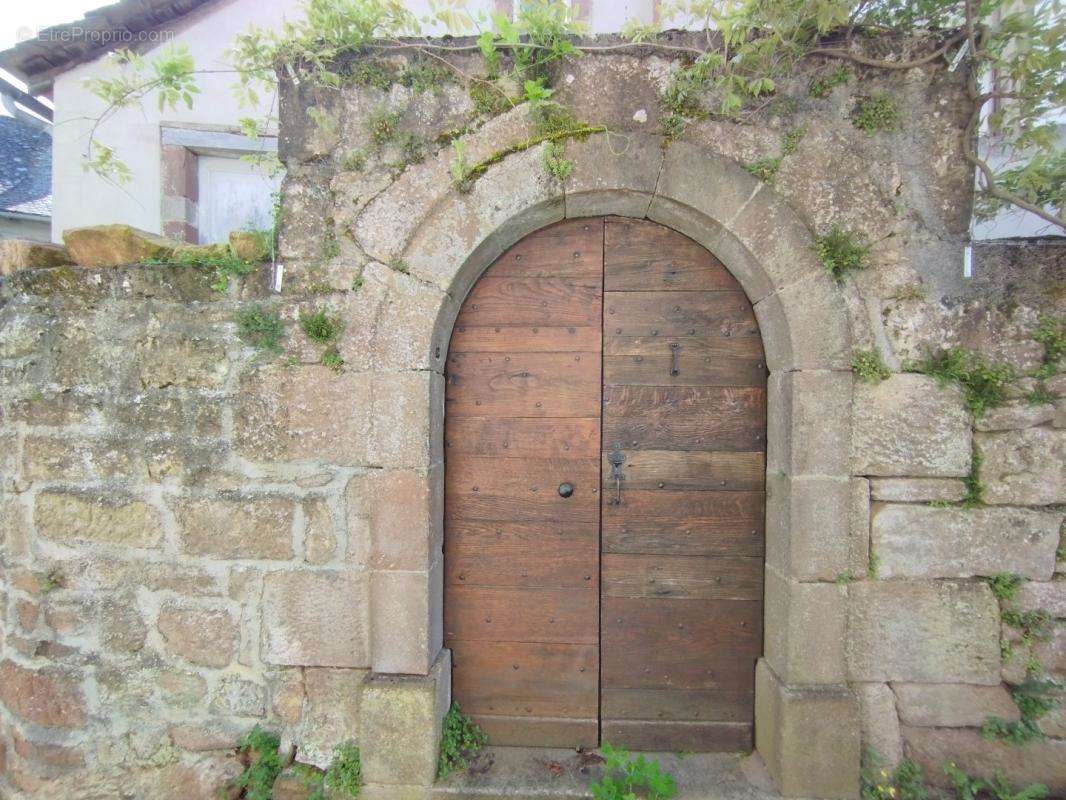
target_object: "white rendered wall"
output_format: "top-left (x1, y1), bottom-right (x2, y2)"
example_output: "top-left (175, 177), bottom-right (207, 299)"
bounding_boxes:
top-left (47, 0), bottom-right (683, 241)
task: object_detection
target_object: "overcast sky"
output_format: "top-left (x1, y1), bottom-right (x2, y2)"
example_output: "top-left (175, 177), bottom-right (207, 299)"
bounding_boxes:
top-left (1, 0), bottom-right (108, 51)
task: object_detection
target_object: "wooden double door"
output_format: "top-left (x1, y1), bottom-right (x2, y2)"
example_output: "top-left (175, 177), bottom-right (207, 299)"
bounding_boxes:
top-left (443, 217), bottom-right (766, 752)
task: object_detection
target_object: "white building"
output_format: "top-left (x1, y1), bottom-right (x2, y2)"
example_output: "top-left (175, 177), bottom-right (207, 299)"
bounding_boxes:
top-left (0, 0), bottom-right (670, 244)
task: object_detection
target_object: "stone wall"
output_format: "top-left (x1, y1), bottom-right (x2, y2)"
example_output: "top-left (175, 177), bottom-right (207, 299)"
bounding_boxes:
top-left (0, 34), bottom-right (1063, 799)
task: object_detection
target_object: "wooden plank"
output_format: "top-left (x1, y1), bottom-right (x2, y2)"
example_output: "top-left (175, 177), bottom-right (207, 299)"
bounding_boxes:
top-left (604, 334), bottom-right (763, 359)
top-left (486, 217), bottom-right (604, 279)
top-left (601, 687), bottom-right (754, 722)
top-left (469, 715), bottom-right (599, 748)
top-left (602, 386), bottom-right (765, 451)
top-left (600, 720), bottom-right (752, 753)
top-left (602, 554), bottom-right (762, 600)
top-left (601, 450), bottom-right (765, 492)
top-left (601, 597), bottom-right (762, 688)
top-left (445, 351), bottom-right (601, 418)
top-left (445, 520), bottom-right (598, 589)
top-left (604, 353), bottom-right (767, 387)
top-left (604, 217), bottom-right (741, 292)
top-left (603, 291), bottom-right (758, 338)
top-left (450, 640), bottom-right (598, 717)
top-left (449, 324), bottom-right (600, 353)
top-left (446, 417), bottom-right (600, 458)
top-left (456, 277), bottom-right (601, 327)
top-left (602, 491), bottom-right (765, 557)
top-left (444, 586), bottom-right (598, 644)
top-left (446, 455), bottom-right (600, 523)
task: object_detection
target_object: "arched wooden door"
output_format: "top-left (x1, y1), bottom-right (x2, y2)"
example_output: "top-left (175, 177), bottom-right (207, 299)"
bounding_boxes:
top-left (444, 217), bottom-right (766, 752)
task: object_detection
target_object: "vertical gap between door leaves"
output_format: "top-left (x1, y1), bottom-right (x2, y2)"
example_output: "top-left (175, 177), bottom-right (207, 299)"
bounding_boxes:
top-left (596, 215), bottom-right (607, 745)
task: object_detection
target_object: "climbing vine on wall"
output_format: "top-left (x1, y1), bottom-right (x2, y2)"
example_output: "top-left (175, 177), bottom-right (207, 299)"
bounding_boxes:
top-left (79, 0), bottom-right (1063, 230)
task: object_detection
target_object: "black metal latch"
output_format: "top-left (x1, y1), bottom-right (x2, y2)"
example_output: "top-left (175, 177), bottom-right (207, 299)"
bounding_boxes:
top-left (608, 443), bottom-right (626, 505)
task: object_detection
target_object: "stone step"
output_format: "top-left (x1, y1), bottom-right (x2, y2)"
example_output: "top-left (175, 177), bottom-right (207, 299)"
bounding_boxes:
top-left (432, 747), bottom-right (781, 800)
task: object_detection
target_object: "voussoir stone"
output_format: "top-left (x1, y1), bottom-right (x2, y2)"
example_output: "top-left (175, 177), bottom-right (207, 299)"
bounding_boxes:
top-left (0, 240), bottom-right (74, 275)
top-left (852, 374), bottom-right (972, 476)
top-left (976, 427), bottom-right (1065, 505)
top-left (871, 504), bottom-right (1061, 580)
top-left (847, 580), bottom-right (1001, 684)
top-left (893, 683), bottom-right (1019, 727)
top-left (62, 224), bottom-right (177, 267)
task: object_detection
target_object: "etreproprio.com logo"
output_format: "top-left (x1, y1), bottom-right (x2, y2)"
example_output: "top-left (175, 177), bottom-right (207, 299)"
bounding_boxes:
top-left (16, 25), bottom-right (176, 45)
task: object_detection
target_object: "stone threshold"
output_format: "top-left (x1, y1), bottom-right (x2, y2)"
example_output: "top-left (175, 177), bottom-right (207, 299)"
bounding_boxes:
top-left (432, 746), bottom-right (783, 800)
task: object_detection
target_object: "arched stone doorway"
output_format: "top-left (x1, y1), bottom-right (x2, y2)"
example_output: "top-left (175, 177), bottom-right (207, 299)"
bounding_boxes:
top-left (357, 128), bottom-right (859, 799)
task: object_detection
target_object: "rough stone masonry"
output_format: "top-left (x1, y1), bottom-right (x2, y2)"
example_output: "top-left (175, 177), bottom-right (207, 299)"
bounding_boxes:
top-left (0, 33), bottom-right (1063, 800)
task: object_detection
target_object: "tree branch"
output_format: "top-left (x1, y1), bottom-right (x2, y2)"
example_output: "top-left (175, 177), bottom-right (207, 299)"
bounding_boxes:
top-left (807, 30), bottom-right (967, 70)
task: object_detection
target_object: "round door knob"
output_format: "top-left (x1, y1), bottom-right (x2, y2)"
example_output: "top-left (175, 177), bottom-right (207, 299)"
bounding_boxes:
top-left (558, 482), bottom-right (574, 498)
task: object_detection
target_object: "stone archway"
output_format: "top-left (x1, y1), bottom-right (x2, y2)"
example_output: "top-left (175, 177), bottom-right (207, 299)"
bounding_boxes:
top-left (357, 128), bottom-right (859, 799)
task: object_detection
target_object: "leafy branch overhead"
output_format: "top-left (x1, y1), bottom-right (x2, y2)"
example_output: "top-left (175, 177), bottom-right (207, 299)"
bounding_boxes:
top-left (80, 0), bottom-right (1064, 230)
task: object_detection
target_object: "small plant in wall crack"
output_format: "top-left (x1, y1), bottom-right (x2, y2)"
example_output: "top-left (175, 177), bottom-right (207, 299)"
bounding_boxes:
top-left (236, 304), bottom-right (285, 357)
top-left (815, 225), bottom-right (871, 283)
top-left (852, 349), bottom-right (891, 383)
top-left (852, 93), bottom-right (901, 134)
top-left (230, 725), bottom-right (283, 800)
top-left (861, 750), bottom-right (928, 800)
top-left (944, 762), bottom-right (1048, 800)
top-left (299, 308), bottom-right (345, 371)
top-left (911, 348), bottom-right (1013, 419)
top-left (438, 703), bottom-right (487, 778)
top-left (299, 308), bottom-right (342, 344)
top-left (589, 743), bottom-right (677, 800)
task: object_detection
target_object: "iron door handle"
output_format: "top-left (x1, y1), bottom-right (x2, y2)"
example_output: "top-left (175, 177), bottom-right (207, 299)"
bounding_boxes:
top-left (608, 444), bottom-right (626, 505)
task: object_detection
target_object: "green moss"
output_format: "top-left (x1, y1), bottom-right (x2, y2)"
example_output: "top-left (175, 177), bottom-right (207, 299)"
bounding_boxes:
top-left (809, 66), bottom-right (851, 98)
top-left (470, 81), bottom-right (512, 116)
top-left (342, 149), bottom-right (368, 171)
top-left (852, 93), bottom-right (901, 134)
top-left (815, 225), bottom-right (871, 283)
top-left (236, 304), bottom-right (285, 356)
top-left (852, 349), bottom-right (891, 383)
top-left (543, 140), bottom-right (573, 181)
top-left (400, 60), bottom-right (453, 93)
top-left (144, 248), bottom-right (256, 293)
top-left (299, 308), bottom-right (341, 344)
top-left (367, 109), bottom-right (401, 145)
top-left (913, 347), bottom-right (1014, 418)
top-left (1026, 384), bottom-right (1054, 406)
top-left (344, 59), bottom-right (395, 90)
top-left (438, 703), bottom-right (487, 779)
